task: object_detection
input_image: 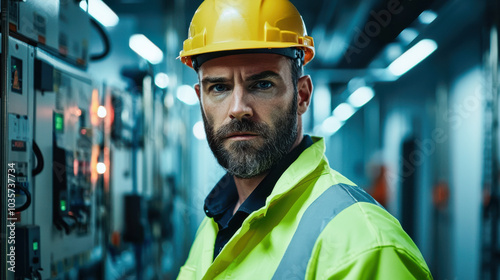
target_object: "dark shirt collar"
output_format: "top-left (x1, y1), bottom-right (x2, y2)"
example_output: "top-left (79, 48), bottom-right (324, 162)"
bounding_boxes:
top-left (204, 135), bottom-right (313, 225)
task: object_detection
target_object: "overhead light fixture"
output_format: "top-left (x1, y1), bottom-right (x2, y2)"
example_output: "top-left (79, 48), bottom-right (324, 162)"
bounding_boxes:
top-left (348, 86), bottom-right (375, 108)
top-left (418, 10), bottom-right (438, 25)
top-left (155, 73), bottom-right (169, 89)
top-left (347, 77), bottom-right (366, 92)
top-left (388, 39), bottom-right (438, 77)
top-left (193, 121), bottom-right (206, 140)
top-left (313, 85), bottom-right (331, 124)
top-left (129, 34), bottom-right (164, 64)
top-left (385, 43), bottom-right (404, 63)
top-left (333, 103), bottom-right (355, 121)
top-left (176, 85), bottom-right (198, 105)
top-left (321, 116), bottom-right (343, 136)
top-left (80, 0), bottom-right (119, 27)
top-left (398, 28), bottom-right (419, 44)
top-left (164, 93), bottom-right (174, 108)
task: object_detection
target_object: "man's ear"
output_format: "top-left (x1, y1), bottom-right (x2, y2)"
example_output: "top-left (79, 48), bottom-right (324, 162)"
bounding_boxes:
top-left (297, 75), bottom-right (313, 115)
top-left (194, 84), bottom-right (201, 100)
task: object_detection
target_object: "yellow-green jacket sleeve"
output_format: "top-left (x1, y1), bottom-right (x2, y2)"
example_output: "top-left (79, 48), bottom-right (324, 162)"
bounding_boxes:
top-left (307, 202), bottom-right (433, 280)
top-left (321, 246), bottom-right (433, 279)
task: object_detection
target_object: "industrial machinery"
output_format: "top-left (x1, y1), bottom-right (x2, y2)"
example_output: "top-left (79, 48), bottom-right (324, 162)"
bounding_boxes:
top-left (1, 1), bottom-right (101, 279)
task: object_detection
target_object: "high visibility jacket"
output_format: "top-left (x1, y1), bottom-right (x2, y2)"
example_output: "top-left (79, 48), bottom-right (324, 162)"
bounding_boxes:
top-left (178, 137), bottom-right (432, 279)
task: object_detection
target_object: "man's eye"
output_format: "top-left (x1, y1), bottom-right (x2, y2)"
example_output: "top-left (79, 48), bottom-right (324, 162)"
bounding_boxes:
top-left (212, 84), bottom-right (228, 92)
top-left (254, 81), bottom-right (273, 89)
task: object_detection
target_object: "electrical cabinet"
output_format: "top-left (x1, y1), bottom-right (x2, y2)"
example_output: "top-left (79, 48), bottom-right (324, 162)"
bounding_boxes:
top-left (1, 35), bottom-right (36, 224)
top-left (1, 34), bottom-right (102, 279)
top-left (34, 49), bottom-right (99, 279)
top-left (1, 34), bottom-right (36, 280)
top-left (1, 0), bottom-right (172, 278)
top-left (18, 0), bottom-right (60, 51)
top-left (0, 0), bottom-right (90, 65)
top-left (58, 0), bottom-right (90, 65)
top-left (0, 0), bottom-right (59, 53)
top-left (15, 225), bottom-right (42, 279)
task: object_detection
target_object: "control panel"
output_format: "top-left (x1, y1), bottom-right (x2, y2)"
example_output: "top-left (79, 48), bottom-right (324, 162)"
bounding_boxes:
top-left (15, 225), bottom-right (42, 280)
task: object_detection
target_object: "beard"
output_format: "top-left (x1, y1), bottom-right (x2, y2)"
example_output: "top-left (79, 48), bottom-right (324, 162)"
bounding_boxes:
top-left (202, 93), bottom-right (298, 179)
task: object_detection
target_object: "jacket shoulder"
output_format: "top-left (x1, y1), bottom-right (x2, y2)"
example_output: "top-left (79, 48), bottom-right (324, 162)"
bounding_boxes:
top-left (307, 202), bottom-right (432, 279)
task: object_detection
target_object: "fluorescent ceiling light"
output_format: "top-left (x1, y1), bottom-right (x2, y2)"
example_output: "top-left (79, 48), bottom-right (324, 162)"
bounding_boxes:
top-left (348, 86), bottom-right (375, 108)
top-left (176, 85), bottom-right (198, 105)
top-left (129, 34), bottom-right (164, 64)
top-left (333, 103), bottom-right (355, 121)
top-left (193, 121), bottom-right (206, 140)
top-left (388, 39), bottom-right (438, 76)
top-left (155, 73), bottom-right (169, 89)
top-left (398, 28), bottom-right (419, 44)
top-left (321, 116), bottom-right (342, 136)
top-left (164, 93), bottom-right (174, 108)
top-left (386, 43), bottom-right (404, 62)
top-left (80, 0), bottom-right (119, 27)
top-left (418, 10), bottom-right (437, 25)
top-left (347, 77), bottom-right (366, 93)
top-left (313, 85), bottom-right (331, 124)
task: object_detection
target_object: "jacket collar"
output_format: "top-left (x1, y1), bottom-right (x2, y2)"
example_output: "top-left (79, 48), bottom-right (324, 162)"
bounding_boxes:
top-left (264, 136), bottom-right (327, 211)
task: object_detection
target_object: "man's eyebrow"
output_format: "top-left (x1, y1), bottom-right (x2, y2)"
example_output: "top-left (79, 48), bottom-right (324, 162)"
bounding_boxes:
top-left (201, 71), bottom-right (281, 85)
top-left (247, 71), bottom-right (281, 82)
top-left (201, 77), bottom-right (230, 85)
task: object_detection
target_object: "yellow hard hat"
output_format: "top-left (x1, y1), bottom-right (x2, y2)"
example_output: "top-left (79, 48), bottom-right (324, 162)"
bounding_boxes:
top-left (179, 0), bottom-right (315, 69)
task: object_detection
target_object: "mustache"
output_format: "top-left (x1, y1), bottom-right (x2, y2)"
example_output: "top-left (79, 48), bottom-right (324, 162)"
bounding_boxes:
top-left (214, 118), bottom-right (270, 139)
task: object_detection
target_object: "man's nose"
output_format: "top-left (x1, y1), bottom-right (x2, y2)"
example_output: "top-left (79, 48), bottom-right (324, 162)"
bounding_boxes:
top-left (229, 86), bottom-right (253, 121)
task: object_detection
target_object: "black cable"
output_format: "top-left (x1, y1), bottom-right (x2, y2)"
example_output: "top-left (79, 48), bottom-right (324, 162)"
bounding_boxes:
top-left (32, 140), bottom-right (44, 176)
top-left (90, 17), bottom-right (111, 61)
top-left (14, 184), bottom-right (31, 212)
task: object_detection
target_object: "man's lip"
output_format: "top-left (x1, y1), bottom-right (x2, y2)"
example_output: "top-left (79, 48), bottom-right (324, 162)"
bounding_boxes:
top-left (225, 132), bottom-right (259, 139)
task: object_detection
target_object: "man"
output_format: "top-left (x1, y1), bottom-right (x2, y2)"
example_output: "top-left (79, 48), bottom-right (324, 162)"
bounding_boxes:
top-left (177, 0), bottom-right (432, 279)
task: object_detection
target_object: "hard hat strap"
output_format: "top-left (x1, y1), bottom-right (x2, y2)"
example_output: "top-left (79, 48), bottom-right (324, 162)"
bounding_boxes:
top-left (192, 48), bottom-right (305, 71)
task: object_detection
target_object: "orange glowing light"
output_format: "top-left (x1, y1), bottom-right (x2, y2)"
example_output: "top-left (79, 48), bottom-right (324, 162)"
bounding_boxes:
top-left (105, 94), bottom-right (114, 127)
top-left (73, 158), bottom-right (79, 176)
top-left (103, 146), bottom-right (110, 192)
top-left (90, 89), bottom-right (100, 126)
top-left (90, 145), bottom-right (100, 184)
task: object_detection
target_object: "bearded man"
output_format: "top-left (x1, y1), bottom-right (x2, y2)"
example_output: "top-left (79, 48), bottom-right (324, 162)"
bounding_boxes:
top-left (177, 0), bottom-right (432, 279)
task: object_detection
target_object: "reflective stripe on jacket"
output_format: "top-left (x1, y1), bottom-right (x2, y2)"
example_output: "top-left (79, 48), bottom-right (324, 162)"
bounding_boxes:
top-left (178, 137), bottom-right (432, 279)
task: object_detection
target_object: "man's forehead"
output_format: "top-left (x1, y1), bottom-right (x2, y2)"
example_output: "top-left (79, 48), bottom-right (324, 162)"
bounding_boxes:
top-left (199, 53), bottom-right (289, 79)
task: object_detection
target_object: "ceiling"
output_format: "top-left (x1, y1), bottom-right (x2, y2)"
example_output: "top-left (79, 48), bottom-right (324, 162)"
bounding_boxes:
top-left (100, 0), bottom-right (486, 85)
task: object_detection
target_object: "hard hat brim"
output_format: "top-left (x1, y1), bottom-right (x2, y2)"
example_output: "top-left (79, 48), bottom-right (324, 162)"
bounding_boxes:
top-left (179, 41), bottom-right (315, 68)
